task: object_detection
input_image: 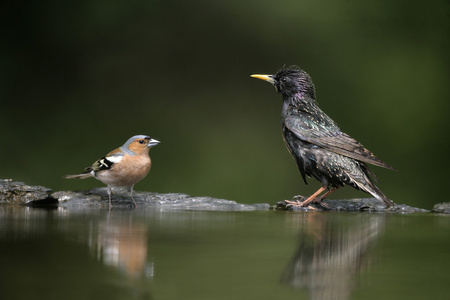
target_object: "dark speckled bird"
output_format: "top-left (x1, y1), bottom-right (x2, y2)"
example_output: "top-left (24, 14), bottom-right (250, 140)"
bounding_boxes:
top-left (251, 65), bottom-right (396, 208)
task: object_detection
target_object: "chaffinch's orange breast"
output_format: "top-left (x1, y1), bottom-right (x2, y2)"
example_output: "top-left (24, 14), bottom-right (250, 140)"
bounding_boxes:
top-left (96, 154), bottom-right (151, 187)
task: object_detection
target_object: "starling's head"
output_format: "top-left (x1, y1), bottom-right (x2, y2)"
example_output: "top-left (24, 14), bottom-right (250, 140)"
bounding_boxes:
top-left (251, 65), bottom-right (316, 99)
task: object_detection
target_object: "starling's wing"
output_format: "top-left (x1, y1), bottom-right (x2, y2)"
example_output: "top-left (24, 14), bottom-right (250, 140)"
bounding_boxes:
top-left (284, 117), bottom-right (396, 170)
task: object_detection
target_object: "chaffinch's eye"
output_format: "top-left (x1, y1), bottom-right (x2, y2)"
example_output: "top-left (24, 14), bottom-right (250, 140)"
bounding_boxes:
top-left (139, 139), bottom-right (145, 144)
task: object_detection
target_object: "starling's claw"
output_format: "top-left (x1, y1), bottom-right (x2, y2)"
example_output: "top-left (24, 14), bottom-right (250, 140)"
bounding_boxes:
top-left (284, 197), bottom-right (330, 211)
top-left (284, 199), bottom-right (302, 207)
top-left (284, 199), bottom-right (317, 210)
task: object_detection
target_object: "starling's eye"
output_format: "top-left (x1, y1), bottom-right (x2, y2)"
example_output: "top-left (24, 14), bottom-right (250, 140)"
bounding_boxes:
top-left (281, 78), bottom-right (287, 83)
top-left (138, 139), bottom-right (145, 144)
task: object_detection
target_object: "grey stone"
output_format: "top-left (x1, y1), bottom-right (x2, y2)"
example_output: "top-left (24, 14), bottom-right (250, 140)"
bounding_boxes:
top-left (277, 197), bottom-right (429, 214)
top-left (52, 187), bottom-right (271, 211)
top-left (0, 179), bottom-right (56, 205)
top-left (432, 202), bottom-right (450, 214)
top-left (0, 179), bottom-right (436, 214)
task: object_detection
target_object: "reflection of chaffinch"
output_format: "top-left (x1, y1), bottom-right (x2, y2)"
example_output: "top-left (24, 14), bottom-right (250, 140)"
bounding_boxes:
top-left (65, 135), bottom-right (160, 208)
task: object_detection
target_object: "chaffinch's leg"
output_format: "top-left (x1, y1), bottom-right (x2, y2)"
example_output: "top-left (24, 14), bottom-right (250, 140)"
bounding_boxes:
top-left (129, 185), bottom-right (137, 208)
top-left (107, 186), bottom-right (112, 209)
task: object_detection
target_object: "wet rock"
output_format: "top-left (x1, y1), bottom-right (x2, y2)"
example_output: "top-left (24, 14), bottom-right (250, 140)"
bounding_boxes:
top-left (276, 198), bottom-right (429, 214)
top-left (432, 202), bottom-right (450, 214)
top-left (52, 187), bottom-right (271, 211)
top-left (0, 179), bottom-right (435, 214)
top-left (0, 179), bottom-right (57, 205)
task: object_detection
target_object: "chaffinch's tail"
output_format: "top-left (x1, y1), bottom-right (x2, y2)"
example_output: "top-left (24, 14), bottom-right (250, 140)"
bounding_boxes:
top-left (64, 173), bottom-right (93, 179)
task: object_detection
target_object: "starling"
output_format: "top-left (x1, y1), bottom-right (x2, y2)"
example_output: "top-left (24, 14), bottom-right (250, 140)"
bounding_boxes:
top-left (251, 65), bottom-right (395, 208)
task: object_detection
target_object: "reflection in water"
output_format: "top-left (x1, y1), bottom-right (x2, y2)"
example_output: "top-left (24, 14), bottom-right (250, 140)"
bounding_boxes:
top-left (0, 206), bottom-right (397, 300)
top-left (0, 206), bottom-right (58, 238)
top-left (0, 206), bottom-right (154, 280)
top-left (282, 213), bottom-right (385, 300)
top-left (88, 214), bottom-right (153, 279)
top-left (0, 206), bottom-right (154, 300)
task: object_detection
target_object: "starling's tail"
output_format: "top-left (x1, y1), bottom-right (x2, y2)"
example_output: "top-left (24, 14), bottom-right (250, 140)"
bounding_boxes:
top-left (64, 172), bottom-right (93, 179)
top-left (369, 188), bottom-right (394, 208)
top-left (353, 163), bottom-right (394, 208)
top-left (355, 178), bottom-right (394, 208)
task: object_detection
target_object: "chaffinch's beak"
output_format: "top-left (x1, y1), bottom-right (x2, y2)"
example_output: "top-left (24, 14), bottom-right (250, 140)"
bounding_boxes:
top-left (148, 139), bottom-right (160, 147)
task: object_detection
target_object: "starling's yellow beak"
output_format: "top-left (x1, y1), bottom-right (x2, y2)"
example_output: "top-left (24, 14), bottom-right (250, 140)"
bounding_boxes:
top-left (250, 74), bottom-right (276, 85)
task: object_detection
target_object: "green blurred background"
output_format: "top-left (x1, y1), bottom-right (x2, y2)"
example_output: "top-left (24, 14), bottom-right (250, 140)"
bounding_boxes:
top-left (1, 0), bottom-right (449, 209)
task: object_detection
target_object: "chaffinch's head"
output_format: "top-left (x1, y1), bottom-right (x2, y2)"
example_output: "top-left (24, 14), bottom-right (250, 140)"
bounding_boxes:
top-left (121, 135), bottom-right (160, 156)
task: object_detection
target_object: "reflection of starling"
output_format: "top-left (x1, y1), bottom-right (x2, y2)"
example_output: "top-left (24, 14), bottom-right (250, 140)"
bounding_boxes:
top-left (251, 66), bottom-right (395, 208)
top-left (281, 213), bottom-right (384, 299)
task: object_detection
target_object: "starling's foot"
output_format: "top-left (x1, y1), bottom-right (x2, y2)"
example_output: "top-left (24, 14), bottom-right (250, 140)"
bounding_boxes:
top-left (284, 198), bottom-right (330, 211)
top-left (284, 199), bottom-right (317, 210)
top-left (284, 195), bottom-right (307, 207)
top-left (284, 199), bottom-right (303, 206)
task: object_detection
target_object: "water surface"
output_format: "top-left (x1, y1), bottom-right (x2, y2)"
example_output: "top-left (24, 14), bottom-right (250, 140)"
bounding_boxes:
top-left (0, 207), bottom-right (448, 300)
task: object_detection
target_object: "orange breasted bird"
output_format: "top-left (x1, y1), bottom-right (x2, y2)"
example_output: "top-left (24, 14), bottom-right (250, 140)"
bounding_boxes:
top-left (65, 135), bottom-right (160, 208)
top-left (251, 66), bottom-right (396, 208)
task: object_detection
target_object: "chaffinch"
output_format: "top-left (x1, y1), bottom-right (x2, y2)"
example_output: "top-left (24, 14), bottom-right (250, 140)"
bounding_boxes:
top-left (65, 135), bottom-right (160, 208)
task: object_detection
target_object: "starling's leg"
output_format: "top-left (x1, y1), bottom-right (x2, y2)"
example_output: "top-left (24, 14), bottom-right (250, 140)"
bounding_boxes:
top-left (298, 186), bottom-right (328, 207)
top-left (314, 188), bottom-right (338, 209)
top-left (129, 185), bottom-right (138, 208)
top-left (285, 186), bottom-right (328, 207)
top-left (318, 188), bottom-right (337, 200)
